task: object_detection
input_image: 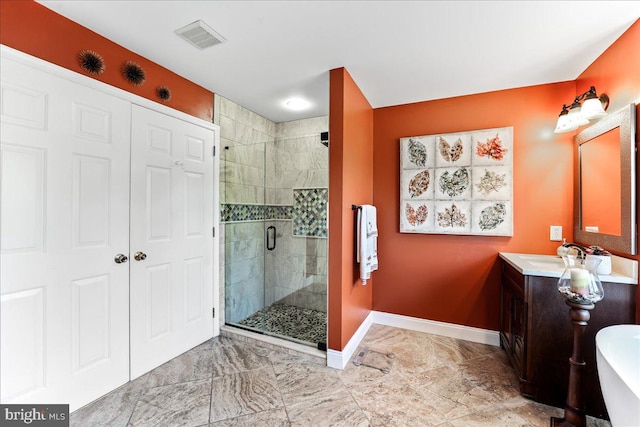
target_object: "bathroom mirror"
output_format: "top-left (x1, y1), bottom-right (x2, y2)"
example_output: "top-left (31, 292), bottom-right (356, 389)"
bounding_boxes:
top-left (574, 103), bottom-right (637, 254)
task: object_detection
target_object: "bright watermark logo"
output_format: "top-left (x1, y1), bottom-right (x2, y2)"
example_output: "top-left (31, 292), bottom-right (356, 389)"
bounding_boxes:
top-left (1, 405), bottom-right (68, 426)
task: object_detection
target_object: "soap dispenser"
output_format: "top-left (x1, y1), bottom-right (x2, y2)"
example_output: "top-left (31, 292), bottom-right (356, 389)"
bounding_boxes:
top-left (557, 238), bottom-right (569, 257)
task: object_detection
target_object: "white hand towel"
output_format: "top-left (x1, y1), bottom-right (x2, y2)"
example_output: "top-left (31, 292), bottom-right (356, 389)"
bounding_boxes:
top-left (357, 205), bottom-right (378, 285)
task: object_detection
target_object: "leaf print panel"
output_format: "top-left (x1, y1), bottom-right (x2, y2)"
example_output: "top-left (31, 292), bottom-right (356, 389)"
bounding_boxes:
top-left (471, 200), bottom-right (513, 236)
top-left (400, 169), bottom-right (434, 200)
top-left (399, 136), bottom-right (435, 169)
top-left (435, 133), bottom-right (471, 167)
top-left (471, 127), bottom-right (513, 166)
top-left (438, 136), bottom-right (463, 163)
top-left (471, 166), bottom-right (511, 200)
top-left (435, 167), bottom-right (471, 199)
top-left (408, 138), bottom-right (427, 167)
top-left (400, 200), bottom-right (434, 233)
top-left (434, 201), bottom-right (471, 233)
top-left (475, 133), bottom-right (508, 162)
top-left (478, 203), bottom-right (506, 230)
top-left (409, 170), bottom-right (430, 197)
top-left (406, 203), bottom-right (428, 226)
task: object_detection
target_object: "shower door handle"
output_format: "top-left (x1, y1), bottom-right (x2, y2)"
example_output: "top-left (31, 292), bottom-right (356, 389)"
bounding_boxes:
top-left (266, 226), bottom-right (276, 251)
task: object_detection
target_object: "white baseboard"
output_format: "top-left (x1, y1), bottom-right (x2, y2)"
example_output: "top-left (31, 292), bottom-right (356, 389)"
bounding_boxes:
top-left (371, 311), bottom-right (500, 347)
top-left (327, 311), bottom-right (499, 369)
top-left (327, 311), bottom-right (374, 369)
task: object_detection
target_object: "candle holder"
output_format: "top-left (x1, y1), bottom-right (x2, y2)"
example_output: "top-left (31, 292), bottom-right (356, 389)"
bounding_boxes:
top-left (551, 254), bottom-right (604, 427)
top-left (557, 254), bottom-right (604, 304)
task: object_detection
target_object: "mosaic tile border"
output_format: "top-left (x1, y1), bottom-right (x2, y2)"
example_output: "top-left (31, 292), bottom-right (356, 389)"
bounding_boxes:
top-left (221, 204), bottom-right (293, 222)
top-left (265, 205), bottom-right (294, 220)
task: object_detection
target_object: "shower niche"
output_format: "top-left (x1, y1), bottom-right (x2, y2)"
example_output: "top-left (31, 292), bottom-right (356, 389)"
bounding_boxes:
top-left (220, 101), bottom-right (328, 348)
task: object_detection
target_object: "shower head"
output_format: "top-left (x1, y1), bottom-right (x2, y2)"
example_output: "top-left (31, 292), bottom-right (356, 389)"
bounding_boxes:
top-left (320, 131), bottom-right (329, 147)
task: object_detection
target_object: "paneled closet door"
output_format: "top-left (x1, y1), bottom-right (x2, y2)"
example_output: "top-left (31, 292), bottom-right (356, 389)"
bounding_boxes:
top-left (129, 105), bottom-right (214, 379)
top-left (0, 56), bottom-right (131, 411)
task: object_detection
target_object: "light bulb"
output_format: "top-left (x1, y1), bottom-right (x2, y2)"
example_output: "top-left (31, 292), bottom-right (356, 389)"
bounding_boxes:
top-left (567, 105), bottom-right (589, 127)
top-left (581, 97), bottom-right (607, 120)
top-left (554, 114), bottom-right (578, 133)
top-left (284, 98), bottom-right (311, 111)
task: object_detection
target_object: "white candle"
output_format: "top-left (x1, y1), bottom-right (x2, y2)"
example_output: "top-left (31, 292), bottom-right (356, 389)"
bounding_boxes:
top-left (570, 268), bottom-right (590, 295)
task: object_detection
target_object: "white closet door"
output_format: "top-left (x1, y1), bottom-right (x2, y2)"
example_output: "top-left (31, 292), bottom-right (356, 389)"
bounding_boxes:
top-left (130, 105), bottom-right (214, 378)
top-left (0, 56), bottom-right (131, 411)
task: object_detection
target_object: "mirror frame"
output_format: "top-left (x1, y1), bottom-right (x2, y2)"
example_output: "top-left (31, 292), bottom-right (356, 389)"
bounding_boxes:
top-left (574, 103), bottom-right (637, 255)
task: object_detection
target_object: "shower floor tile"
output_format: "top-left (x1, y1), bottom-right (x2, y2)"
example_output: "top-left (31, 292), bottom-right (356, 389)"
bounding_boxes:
top-left (237, 303), bottom-right (327, 345)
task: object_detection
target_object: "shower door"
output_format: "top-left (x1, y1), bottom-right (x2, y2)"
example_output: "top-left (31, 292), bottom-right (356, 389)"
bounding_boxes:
top-left (222, 139), bottom-right (267, 332)
top-left (222, 117), bottom-right (328, 348)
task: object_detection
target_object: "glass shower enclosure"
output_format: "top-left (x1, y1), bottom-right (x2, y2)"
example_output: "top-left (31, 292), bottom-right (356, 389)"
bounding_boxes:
top-left (221, 116), bottom-right (328, 349)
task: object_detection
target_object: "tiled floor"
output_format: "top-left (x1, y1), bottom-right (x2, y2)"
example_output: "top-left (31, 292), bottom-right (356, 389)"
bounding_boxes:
top-left (70, 324), bottom-right (611, 427)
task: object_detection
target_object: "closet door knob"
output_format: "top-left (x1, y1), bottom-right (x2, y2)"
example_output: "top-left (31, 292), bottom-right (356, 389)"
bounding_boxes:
top-left (134, 251), bottom-right (147, 261)
top-left (114, 254), bottom-right (128, 264)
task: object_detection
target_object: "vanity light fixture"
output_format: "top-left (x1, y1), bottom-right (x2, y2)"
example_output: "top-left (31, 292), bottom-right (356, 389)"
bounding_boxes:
top-left (554, 86), bottom-right (609, 134)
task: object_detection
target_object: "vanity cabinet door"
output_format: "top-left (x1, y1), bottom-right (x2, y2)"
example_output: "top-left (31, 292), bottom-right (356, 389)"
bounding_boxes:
top-left (500, 263), bottom-right (527, 379)
top-left (511, 293), bottom-right (526, 374)
top-left (500, 280), bottom-right (514, 354)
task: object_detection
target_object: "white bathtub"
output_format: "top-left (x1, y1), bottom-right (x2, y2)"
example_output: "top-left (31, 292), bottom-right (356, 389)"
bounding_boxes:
top-left (596, 324), bottom-right (640, 427)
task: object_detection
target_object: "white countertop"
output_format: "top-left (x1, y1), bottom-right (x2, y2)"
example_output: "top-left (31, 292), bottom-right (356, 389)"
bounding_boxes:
top-left (499, 252), bottom-right (638, 285)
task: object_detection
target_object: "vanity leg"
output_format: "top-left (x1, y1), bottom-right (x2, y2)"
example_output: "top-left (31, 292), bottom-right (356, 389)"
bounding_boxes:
top-left (550, 302), bottom-right (593, 427)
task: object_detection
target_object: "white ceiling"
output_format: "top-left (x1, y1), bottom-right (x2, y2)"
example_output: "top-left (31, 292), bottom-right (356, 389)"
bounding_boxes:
top-left (38, 1), bottom-right (640, 123)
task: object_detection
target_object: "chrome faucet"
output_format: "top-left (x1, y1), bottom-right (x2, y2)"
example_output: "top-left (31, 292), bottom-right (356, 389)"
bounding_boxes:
top-left (562, 242), bottom-right (588, 260)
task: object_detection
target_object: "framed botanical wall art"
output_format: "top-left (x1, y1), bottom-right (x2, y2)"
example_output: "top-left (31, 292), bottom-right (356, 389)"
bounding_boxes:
top-left (399, 126), bottom-right (513, 236)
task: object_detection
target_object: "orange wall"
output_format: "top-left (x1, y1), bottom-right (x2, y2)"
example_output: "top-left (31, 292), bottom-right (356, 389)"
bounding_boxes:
top-left (328, 68), bottom-right (374, 350)
top-left (0, 0), bottom-right (213, 121)
top-left (576, 19), bottom-right (640, 320)
top-left (369, 19), bottom-right (640, 330)
top-left (372, 82), bottom-right (576, 330)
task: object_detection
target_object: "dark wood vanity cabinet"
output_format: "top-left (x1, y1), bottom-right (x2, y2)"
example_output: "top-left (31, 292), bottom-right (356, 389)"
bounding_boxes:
top-left (500, 261), bottom-right (637, 419)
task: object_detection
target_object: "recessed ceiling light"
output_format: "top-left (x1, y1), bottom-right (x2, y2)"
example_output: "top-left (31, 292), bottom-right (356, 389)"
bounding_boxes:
top-left (284, 98), bottom-right (311, 111)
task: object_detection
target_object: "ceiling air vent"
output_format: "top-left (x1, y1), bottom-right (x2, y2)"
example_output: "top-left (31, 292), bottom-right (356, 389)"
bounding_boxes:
top-left (175, 20), bottom-right (226, 50)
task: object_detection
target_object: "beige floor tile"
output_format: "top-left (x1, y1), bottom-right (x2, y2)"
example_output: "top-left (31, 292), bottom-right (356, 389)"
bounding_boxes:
top-left (68, 325), bottom-right (612, 427)
top-left (70, 373), bottom-right (149, 427)
top-left (447, 405), bottom-right (531, 427)
top-left (286, 388), bottom-right (370, 427)
top-left (507, 400), bottom-right (564, 426)
top-left (128, 379), bottom-right (212, 427)
top-left (208, 408), bottom-right (290, 426)
top-left (348, 380), bottom-right (448, 426)
top-left (209, 367), bottom-right (283, 423)
top-left (210, 340), bottom-right (272, 377)
top-left (275, 360), bottom-right (346, 406)
top-left (147, 340), bottom-right (215, 388)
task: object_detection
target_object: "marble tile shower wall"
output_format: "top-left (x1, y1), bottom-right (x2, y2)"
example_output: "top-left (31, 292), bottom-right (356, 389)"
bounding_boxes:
top-left (267, 116), bottom-right (329, 206)
top-left (219, 101), bottom-right (275, 206)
